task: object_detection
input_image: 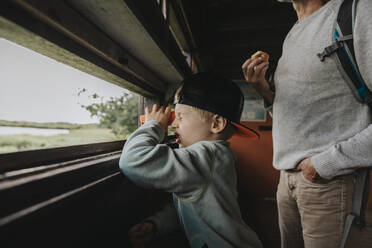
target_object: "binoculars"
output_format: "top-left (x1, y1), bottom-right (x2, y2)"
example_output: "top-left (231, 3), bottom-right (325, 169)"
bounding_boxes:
top-left (140, 111), bottom-right (175, 125)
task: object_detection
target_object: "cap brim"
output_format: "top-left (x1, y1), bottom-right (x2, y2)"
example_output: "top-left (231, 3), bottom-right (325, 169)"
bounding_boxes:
top-left (231, 121), bottom-right (260, 140)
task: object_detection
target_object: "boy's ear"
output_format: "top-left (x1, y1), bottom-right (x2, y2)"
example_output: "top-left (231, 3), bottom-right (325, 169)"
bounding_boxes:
top-left (211, 115), bottom-right (227, 134)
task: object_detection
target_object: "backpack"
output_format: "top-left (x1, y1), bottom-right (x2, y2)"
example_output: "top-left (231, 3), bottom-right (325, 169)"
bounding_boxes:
top-left (317, 0), bottom-right (371, 247)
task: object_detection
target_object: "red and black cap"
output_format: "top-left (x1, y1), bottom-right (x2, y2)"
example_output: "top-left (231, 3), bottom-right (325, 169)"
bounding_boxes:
top-left (175, 72), bottom-right (259, 140)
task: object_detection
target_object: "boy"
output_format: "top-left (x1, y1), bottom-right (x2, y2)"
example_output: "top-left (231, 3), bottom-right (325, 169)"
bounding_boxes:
top-left (119, 72), bottom-right (263, 248)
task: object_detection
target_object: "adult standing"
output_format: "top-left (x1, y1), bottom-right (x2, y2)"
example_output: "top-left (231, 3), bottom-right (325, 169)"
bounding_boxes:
top-left (242, 0), bottom-right (372, 247)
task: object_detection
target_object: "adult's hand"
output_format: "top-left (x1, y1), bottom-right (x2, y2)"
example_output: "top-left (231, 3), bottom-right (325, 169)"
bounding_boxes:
top-left (297, 158), bottom-right (328, 183)
top-left (242, 57), bottom-right (269, 88)
top-left (242, 57), bottom-right (273, 105)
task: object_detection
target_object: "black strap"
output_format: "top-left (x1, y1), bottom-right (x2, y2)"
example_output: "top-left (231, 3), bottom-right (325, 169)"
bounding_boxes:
top-left (353, 170), bottom-right (370, 226)
top-left (335, 0), bottom-right (372, 102)
top-left (317, 34), bottom-right (354, 62)
top-left (340, 169), bottom-right (370, 248)
top-left (340, 214), bottom-right (356, 248)
top-left (318, 0), bottom-right (372, 104)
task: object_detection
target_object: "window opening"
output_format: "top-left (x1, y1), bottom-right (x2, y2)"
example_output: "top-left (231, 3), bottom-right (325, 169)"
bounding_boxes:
top-left (0, 38), bottom-right (139, 154)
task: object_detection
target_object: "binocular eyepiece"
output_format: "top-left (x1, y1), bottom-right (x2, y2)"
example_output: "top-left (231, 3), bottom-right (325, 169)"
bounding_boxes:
top-left (140, 111), bottom-right (175, 125)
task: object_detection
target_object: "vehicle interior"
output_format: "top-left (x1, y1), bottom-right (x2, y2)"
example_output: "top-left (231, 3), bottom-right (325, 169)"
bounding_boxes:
top-left (0, 0), bottom-right (371, 247)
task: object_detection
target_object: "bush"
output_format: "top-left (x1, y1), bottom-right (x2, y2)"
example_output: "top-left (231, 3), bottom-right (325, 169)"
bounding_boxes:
top-left (82, 92), bottom-right (139, 138)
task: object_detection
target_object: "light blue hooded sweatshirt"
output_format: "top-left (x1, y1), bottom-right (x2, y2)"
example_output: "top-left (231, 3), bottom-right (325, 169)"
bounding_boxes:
top-left (119, 120), bottom-right (263, 248)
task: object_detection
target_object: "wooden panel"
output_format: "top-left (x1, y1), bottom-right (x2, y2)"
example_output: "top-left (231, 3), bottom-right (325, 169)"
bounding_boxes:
top-left (123, 0), bottom-right (192, 79)
top-left (0, 153), bottom-right (170, 247)
top-left (0, 0), bottom-right (165, 96)
top-left (0, 140), bottom-right (125, 173)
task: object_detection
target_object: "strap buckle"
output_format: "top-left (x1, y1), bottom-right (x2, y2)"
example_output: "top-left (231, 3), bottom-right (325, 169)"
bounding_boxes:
top-left (317, 40), bottom-right (343, 62)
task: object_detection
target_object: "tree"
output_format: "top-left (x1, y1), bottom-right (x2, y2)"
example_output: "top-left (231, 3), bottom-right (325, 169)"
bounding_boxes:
top-left (81, 92), bottom-right (139, 138)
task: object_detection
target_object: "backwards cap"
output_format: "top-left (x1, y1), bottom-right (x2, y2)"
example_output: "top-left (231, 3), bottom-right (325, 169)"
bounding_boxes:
top-left (175, 72), bottom-right (259, 140)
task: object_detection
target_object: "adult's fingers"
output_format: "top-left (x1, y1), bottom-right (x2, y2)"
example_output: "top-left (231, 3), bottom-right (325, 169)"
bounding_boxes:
top-left (152, 104), bottom-right (159, 112)
top-left (260, 64), bottom-right (269, 78)
top-left (254, 61), bottom-right (268, 72)
top-left (248, 59), bottom-right (265, 81)
top-left (242, 58), bottom-right (252, 69)
top-left (242, 58), bottom-right (253, 80)
top-left (255, 62), bottom-right (269, 78)
top-left (242, 58), bottom-right (252, 75)
top-left (246, 58), bottom-right (265, 82)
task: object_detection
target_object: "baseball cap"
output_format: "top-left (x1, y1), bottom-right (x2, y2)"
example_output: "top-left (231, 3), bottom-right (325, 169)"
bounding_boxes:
top-left (174, 72), bottom-right (259, 140)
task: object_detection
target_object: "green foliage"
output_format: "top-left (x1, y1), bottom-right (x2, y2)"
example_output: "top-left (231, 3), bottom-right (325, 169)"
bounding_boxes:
top-left (0, 128), bottom-right (119, 154)
top-left (0, 120), bottom-right (93, 129)
top-left (82, 92), bottom-right (139, 138)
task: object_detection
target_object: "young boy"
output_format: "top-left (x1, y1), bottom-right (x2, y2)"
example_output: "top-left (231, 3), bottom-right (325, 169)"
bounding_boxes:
top-left (119, 72), bottom-right (263, 248)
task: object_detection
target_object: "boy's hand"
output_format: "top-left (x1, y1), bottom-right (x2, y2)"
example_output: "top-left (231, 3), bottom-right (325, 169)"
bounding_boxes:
top-left (128, 221), bottom-right (155, 248)
top-left (145, 104), bottom-right (171, 131)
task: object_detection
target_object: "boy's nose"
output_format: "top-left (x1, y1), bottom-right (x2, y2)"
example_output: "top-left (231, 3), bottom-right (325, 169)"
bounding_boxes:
top-left (170, 119), bottom-right (177, 128)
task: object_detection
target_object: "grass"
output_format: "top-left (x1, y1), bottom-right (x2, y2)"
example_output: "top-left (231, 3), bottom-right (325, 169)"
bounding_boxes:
top-left (0, 127), bottom-right (121, 154)
top-left (0, 119), bottom-right (98, 130)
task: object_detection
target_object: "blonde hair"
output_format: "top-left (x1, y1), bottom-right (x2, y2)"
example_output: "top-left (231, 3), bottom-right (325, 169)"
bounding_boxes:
top-left (190, 106), bottom-right (214, 121)
top-left (191, 106), bottom-right (236, 140)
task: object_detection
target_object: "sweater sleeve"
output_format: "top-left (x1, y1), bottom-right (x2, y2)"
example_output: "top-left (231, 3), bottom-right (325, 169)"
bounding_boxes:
top-left (312, 0), bottom-right (372, 179)
top-left (312, 126), bottom-right (372, 179)
top-left (119, 120), bottom-right (215, 198)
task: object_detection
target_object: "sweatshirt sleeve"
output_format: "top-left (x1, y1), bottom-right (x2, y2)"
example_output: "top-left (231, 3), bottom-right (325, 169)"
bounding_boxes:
top-left (145, 203), bottom-right (180, 237)
top-left (119, 120), bottom-right (215, 198)
top-left (312, 0), bottom-right (372, 179)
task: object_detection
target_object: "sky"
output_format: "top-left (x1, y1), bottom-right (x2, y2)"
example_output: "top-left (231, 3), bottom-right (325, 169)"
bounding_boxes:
top-left (0, 38), bottom-right (130, 124)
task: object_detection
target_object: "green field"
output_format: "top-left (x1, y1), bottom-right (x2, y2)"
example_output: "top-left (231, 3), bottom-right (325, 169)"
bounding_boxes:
top-left (0, 119), bottom-right (95, 129)
top-left (0, 125), bottom-right (122, 154)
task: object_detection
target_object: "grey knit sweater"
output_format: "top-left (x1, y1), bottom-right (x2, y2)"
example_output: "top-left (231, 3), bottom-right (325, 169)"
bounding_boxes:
top-left (273, 0), bottom-right (372, 179)
top-left (119, 121), bottom-right (263, 248)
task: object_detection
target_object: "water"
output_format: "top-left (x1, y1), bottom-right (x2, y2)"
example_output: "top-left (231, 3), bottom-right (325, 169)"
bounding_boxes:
top-left (0, 126), bottom-right (69, 136)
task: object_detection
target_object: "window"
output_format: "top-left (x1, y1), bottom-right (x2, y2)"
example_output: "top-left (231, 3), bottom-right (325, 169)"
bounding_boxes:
top-left (0, 39), bottom-right (139, 154)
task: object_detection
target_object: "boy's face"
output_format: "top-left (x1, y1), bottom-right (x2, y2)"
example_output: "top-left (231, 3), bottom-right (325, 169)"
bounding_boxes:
top-left (171, 104), bottom-right (213, 148)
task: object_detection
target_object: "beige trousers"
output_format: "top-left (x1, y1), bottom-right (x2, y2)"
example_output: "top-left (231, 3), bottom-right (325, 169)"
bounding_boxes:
top-left (276, 170), bottom-right (372, 248)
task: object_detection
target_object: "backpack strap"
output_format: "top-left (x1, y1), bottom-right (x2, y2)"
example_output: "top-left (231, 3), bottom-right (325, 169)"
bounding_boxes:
top-left (317, 0), bottom-right (372, 107)
top-left (317, 1), bottom-right (371, 247)
top-left (340, 169), bottom-right (370, 248)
